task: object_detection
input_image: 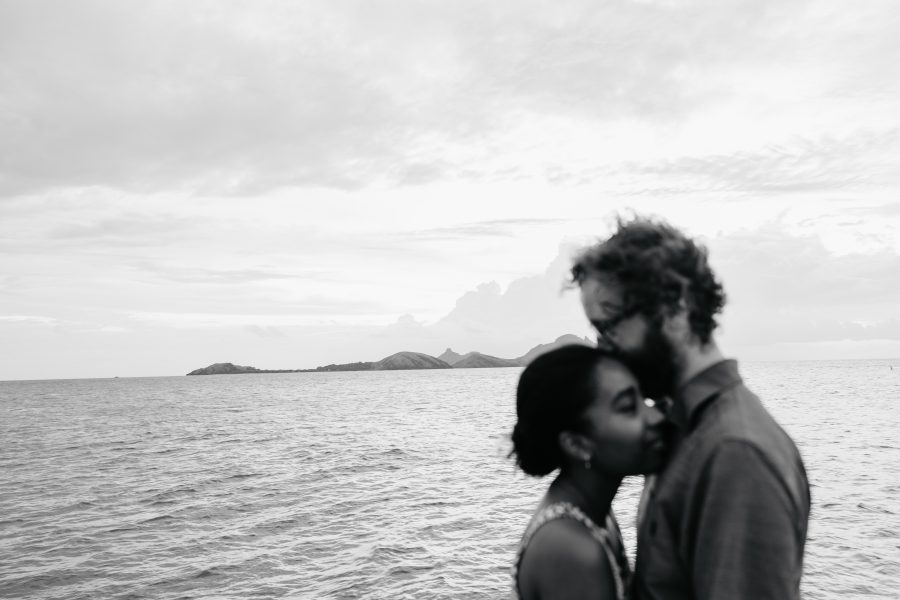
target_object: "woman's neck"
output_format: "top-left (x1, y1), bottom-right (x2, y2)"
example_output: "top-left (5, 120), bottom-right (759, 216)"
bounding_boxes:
top-left (546, 469), bottom-right (622, 525)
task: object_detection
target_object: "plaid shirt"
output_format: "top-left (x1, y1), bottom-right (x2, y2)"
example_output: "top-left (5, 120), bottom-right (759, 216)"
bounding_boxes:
top-left (634, 360), bottom-right (810, 600)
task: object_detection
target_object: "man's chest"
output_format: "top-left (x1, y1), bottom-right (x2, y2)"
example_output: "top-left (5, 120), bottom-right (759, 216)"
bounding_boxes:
top-left (634, 435), bottom-right (708, 599)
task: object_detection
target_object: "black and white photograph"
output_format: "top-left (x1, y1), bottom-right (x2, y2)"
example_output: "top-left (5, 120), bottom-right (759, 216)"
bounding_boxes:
top-left (1, 1), bottom-right (898, 599)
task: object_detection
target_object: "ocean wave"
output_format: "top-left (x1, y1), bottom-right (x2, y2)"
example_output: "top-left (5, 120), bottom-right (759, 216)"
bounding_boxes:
top-left (2, 364), bottom-right (896, 599)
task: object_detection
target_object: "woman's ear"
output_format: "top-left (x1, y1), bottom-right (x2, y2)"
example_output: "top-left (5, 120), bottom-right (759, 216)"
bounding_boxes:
top-left (558, 431), bottom-right (593, 463)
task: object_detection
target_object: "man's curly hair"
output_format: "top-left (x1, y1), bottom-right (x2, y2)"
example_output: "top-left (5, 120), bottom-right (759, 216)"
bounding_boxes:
top-left (571, 216), bottom-right (726, 344)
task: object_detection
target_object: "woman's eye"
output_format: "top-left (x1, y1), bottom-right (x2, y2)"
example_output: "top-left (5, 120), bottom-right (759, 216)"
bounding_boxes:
top-left (612, 389), bottom-right (640, 413)
top-left (616, 398), bottom-right (637, 413)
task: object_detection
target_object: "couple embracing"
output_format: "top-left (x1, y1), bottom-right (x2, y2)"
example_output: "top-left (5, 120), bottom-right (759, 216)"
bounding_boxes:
top-left (511, 217), bottom-right (810, 600)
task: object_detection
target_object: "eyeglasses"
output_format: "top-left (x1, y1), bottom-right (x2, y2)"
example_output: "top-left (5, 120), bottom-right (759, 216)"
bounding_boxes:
top-left (592, 305), bottom-right (636, 343)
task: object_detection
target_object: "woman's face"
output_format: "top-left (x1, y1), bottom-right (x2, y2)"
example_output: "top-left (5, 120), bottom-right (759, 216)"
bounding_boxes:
top-left (576, 358), bottom-right (668, 476)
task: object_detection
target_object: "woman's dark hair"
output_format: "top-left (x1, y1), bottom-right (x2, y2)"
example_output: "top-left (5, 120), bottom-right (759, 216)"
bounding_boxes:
top-left (511, 344), bottom-right (606, 477)
top-left (571, 215), bottom-right (726, 344)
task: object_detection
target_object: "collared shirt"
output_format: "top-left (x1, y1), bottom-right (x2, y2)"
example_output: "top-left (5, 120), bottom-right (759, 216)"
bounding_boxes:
top-left (634, 360), bottom-right (810, 600)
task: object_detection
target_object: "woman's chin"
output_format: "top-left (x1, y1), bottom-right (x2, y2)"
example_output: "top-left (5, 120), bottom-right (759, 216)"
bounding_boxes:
top-left (641, 444), bottom-right (669, 473)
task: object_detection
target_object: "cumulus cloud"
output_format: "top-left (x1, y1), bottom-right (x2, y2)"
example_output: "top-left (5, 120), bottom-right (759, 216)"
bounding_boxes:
top-left (109, 224), bottom-right (900, 363)
top-left (3, 222), bottom-right (899, 379)
top-left (707, 225), bottom-right (900, 350)
top-left (412, 246), bottom-right (591, 355)
top-left (711, 226), bottom-right (900, 311)
top-left (375, 225), bottom-right (900, 359)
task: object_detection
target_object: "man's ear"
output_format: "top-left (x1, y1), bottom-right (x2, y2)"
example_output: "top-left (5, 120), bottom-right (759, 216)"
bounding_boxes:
top-left (558, 431), bottom-right (592, 463)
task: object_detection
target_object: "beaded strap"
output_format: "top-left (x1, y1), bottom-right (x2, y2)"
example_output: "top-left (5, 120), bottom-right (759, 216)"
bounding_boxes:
top-left (511, 502), bottom-right (627, 600)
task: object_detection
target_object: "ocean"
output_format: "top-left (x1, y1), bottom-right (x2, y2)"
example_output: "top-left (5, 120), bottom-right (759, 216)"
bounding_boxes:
top-left (1, 360), bottom-right (898, 599)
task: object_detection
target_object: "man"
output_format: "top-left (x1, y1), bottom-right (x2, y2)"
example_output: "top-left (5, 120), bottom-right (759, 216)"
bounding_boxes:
top-left (572, 216), bottom-right (810, 600)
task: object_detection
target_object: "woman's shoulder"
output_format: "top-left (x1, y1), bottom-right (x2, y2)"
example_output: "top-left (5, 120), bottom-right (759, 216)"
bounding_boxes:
top-left (526, 516), bottom-right (611, 565)
top-left (518, 515), bottom-right (618, 599)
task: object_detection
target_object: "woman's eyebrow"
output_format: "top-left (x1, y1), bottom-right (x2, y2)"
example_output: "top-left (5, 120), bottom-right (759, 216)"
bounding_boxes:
top-left (610, 386), bottom-right (637, 404)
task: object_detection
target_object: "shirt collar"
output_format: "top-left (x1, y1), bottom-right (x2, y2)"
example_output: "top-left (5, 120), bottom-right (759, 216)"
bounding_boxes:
top-left (669, 359), bottom-right (742, 431)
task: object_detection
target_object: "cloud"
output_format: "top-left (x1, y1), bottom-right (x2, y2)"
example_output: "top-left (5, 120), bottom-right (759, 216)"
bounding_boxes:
top-left (711, 226), bottom-right (900, 311)
top-left (129, 310), bottom-right (388, 329)
top-left (0, 1), bottom-right (404, 195)
top-left (846, 202), bottom-right (900, 217)
top-left (131, 262), bottom-right (318, 285)
top-left (423, 246), bottom-right (591, 354)
top-left (127, 290), bottom-right (395, 323)
top-left (405, 218), bottom-right (570, 241)
top-left (381, 224), bottom-right (900, 358)
top-left (245, 325), bottom-right (286, 338)
top-left (731, 318), bottom-right (900, 346)
top-left (48, 213), bottom-right (202, 244)
top-left (369, 314), bottom-right (438, 348)
top-left (706, 225), bottom-right (900, 351)
top-left (3, 222), bottom-right (899, 380)
top-left (387, 313), bottom-right (428, 332)
top-left (2, 0), bottom-right (898, 194)
top-left (95, 325), bottom-right (129, 334)
top-left (615, 129), bottom-right (900, 194)
top-left (0, 314), bottom-right (57, 325)
top-left (115, 224), bottom-right (900, 360)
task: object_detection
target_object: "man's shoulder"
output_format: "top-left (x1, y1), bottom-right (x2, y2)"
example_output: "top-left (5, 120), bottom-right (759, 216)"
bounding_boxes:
top-left (668, 383), bottom-right (803, 479)
top-left (701, 383), bottom-right (797, 450)
top-left (690, 383), bottom-right (808, 501)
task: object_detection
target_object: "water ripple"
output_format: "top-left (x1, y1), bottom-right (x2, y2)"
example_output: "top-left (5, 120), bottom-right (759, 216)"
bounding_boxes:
top-left (1, 362), bottom-right (898, 598)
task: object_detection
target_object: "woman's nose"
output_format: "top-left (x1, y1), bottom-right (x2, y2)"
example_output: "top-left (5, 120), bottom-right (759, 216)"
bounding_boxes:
top-left (645, 405), bottom-right (665, 427)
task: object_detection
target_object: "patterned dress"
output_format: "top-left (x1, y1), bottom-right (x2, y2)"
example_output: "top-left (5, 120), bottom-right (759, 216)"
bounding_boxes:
top-left (511, 502), bottom-right (631, 600)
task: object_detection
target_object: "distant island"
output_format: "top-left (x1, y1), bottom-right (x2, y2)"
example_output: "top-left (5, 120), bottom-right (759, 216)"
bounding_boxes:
top-left (186, 334), bottom-right (592, 375)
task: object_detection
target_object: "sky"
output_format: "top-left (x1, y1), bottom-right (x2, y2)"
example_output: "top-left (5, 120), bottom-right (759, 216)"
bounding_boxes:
top-left (1, 0), bottom-right (899, 380)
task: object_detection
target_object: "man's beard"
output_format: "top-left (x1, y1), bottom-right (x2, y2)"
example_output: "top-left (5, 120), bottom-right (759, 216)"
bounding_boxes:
top-left (616, 324), bottom-right (678, 401)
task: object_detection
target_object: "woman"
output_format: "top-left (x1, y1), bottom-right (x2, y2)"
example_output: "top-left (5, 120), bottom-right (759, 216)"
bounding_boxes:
top-left (511, 345), bottom-right (668, 600)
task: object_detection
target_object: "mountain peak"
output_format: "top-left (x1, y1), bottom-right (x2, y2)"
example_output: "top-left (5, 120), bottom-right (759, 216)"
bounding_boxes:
top-left (517, 335), bottom-right (594, 365)
top-left (437, 348), bottom-right (464, 366)
top-left (187, 334), bottom-right (592, 375)
top-left (452, 352), bottom-right (523, 369)
top-left (186, 362), bottom-right (261, 375)
top-left (376, 351), bottom-right (452, 370)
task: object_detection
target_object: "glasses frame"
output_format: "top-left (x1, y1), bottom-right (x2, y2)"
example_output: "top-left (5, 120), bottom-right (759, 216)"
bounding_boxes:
top-left (593, 304), bottom-right (638, 344)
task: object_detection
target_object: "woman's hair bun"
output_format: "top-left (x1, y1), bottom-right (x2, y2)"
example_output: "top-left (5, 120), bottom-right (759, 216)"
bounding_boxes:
top-left (511, 421), bottom-right (560, 476)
